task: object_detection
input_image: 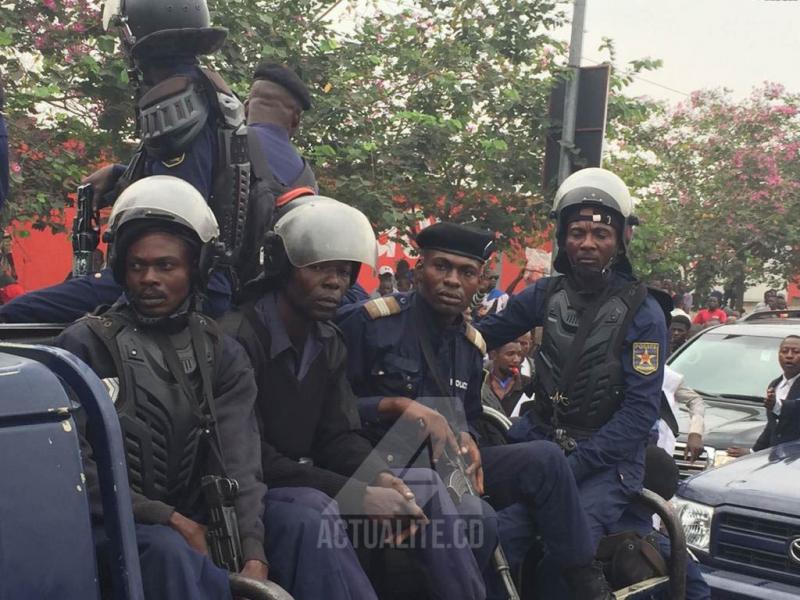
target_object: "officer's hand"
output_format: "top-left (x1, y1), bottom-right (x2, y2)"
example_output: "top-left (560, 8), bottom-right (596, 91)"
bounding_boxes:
top-left (726, 446), bottom-right (749, 458)
top-left (374, 471), bottom-right (416, 502)
top-left (81, 164), bottom-right (120, 205)
top-left (168, 511), bottom-right (209, 556)
top-left (459, 432), bottom-right (484, 496)
top-left (240, 559), bottom-right (269, 582)
top-left (401, 401), bottom-right (461, 462)
top-left (363, 486), bottom-right (429, 543)
top-left (765, 387), bottom-right (776, 411)
top-left (684, 432), bottom-right (704, 463)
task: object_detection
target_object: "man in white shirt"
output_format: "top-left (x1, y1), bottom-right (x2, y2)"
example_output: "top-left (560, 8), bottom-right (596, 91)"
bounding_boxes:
top-left (728, 335), bottom-right (800, 456)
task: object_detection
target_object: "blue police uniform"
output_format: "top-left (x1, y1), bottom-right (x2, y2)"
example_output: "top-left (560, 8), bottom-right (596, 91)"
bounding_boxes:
top-left (342, 282), bottom-right (370, 307)
top-left (0, 66), bottom-right (228, 323)
top-left (224, 292), bottom-right (486, 600)
top-left (0, 112), bottom-right (8, 210)
top-left (476, 273), bottom-right (676, 596)
top-left (249, 123), bottom-right (304, 185)
top-left (337, 292), bottom-right (598, 599)
top-left (477, 273), bottom-right (667, 542)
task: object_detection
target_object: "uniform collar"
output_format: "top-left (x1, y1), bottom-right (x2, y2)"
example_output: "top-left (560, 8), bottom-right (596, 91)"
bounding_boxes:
top-left (412, 291), bottom-right (465, 338)
top-left (254, 291), bottom-right (334, 360)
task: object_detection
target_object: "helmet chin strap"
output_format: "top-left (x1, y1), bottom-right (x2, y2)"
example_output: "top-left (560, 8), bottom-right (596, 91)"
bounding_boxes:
top-left (128, 293), bottom-right (196, 330)
top-left (568, 254), bottom-right (617, 294)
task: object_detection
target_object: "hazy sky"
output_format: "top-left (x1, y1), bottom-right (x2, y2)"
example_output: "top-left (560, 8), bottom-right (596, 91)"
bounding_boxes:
top-left (557, 0), bottom-right (800, 104)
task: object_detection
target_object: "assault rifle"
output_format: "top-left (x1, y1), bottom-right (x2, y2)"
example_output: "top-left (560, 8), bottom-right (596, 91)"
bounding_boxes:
top-left (71, 183), bottom-right (101, 277)
top-left (202, 475), bottom-right (244, 573)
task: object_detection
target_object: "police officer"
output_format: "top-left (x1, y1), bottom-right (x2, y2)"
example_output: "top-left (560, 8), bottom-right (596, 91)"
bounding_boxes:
top-left (337, 221), bottom-right (613, 600)
top-left (0, 0), bottom-right (241, 323)
top-left (54, 176), bottom-right (269, 600)
top-left (223, 197), bottom-right (487, 600)
top-left (238, 62), bottom-right (319, 285)
top-left (476, 168), bottom-right (673, 594)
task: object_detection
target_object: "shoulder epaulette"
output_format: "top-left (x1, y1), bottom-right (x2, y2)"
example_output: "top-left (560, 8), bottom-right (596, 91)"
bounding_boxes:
top-left (363, 296), bottom-right (402, 320)
top-left (464, 323), bottom-right (487, 354)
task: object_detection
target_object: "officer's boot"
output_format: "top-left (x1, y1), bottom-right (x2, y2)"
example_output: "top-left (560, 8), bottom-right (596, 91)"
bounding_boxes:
top-left (563, 561), bottom-right (614, 600)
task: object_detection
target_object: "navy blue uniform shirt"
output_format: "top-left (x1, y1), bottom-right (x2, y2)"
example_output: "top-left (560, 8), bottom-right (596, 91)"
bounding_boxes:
top-left (249, 123), bottom-right (304, 186)
top-left (476, 274), bottom-right (668, 487)
top-left (337, 292), bottom-right (484, 434)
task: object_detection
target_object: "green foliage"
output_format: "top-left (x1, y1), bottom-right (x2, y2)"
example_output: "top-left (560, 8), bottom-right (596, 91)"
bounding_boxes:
top-left (0, 0), bottom-right (660, 265)
top-left (0, 0), bottom-right (566, 248)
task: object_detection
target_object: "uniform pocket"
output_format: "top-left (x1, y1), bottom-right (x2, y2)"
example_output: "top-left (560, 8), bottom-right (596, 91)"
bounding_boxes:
top-left (370, 352), bottom-right (421, 397)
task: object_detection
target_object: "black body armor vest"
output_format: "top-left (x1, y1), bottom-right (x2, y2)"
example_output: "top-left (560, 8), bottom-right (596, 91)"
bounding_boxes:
top-left (533, 277), bottom-right (646, 438)
top-left (87, 311), bottom-right (221, 506)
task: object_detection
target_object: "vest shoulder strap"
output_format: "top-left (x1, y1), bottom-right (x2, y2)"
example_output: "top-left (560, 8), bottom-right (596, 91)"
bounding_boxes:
top-left (84, 312), bottom-right (132, 403)
top-left (363, 296), bottom-right (402, 320)
top-left (200, 67), bottom-right (234, 96)
top-left (188, 313), bottom-right (222, 370)
top-left (464, 323), bottom-right (487, 355)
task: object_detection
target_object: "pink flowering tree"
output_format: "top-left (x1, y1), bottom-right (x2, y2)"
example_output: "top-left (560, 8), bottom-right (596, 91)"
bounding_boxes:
top-left (0, 0), bottom-right (131, 234)
top-left (609, 84), bottom-right (800, 307)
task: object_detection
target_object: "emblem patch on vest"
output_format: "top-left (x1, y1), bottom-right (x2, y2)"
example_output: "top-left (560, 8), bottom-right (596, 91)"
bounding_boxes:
top-left (162, 154), bottom-right (186, 168)
top-left (632, 342), bottom-right (659, 375)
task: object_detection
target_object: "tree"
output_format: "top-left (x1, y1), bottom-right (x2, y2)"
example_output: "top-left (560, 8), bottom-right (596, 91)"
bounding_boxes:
top-left (610, 84), bottom-right (800, 307)
top-left (0, 0), bottom-right (130, 234)
top-left (0, 0), bottom-right (568, 247)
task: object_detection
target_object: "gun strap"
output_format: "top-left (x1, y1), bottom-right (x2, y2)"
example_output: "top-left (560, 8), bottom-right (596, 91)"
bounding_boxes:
top-left (413, 307), bottom-right (452, 399)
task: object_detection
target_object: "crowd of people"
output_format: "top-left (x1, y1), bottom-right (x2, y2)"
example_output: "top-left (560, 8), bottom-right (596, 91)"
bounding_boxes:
top-left (0, 2), bottom-right (734, 600)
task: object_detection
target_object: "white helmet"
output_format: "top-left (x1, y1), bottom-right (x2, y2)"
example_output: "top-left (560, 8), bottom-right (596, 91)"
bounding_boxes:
top-left (106, 175), bottom-right (220, 285)
top-left (552, 168), bottom-right (637, 236)
top-left (265, 196), bottom-right (377, 285)
top-left (551, 168), bottom-right (638, 274)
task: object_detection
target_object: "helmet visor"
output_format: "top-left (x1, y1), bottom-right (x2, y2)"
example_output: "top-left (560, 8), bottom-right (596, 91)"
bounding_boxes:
top-left (109, 176), bottom-right (219, 243)
top-left (275, 201), bottom-right (377, 271)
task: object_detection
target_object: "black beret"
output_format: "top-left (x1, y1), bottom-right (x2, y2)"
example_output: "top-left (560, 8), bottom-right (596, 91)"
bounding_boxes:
top-left (416, 222), bottom-right (495, 262)
top-left (253, 63), bottom-right (311, 110)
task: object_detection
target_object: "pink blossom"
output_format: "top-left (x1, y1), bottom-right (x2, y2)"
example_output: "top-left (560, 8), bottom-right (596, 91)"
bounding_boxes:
top-left (773, 105), bottom-right (798, 117)
top-left (10, 162), bottom-right (21, 174)
top-left (763, 82), bottom-right (785, 100)
top-left (43, 0), bottom-right (56, 10)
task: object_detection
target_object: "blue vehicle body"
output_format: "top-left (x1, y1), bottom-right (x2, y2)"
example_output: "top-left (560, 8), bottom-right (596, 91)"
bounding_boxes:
top-left (0, 343), bottom-right (144, 600)
top-left (677, 441), bottom-right (800, 599)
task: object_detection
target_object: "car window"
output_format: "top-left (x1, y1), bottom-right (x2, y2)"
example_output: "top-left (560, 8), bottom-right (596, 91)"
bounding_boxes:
top-left (669, 333), bottom-right (781, 399)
